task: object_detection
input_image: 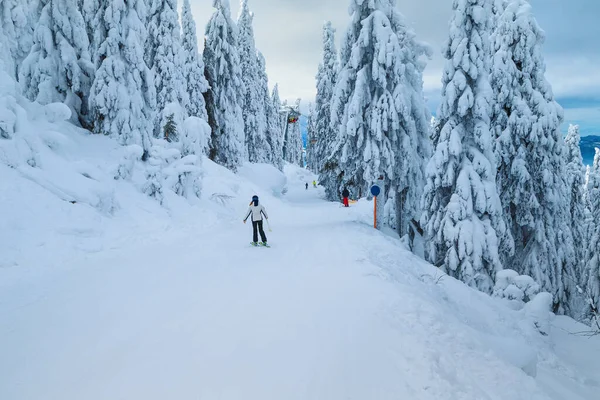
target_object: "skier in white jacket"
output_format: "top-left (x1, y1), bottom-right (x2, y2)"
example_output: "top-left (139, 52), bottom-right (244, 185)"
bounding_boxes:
top-left (243, 195), bottom-right (269, 245)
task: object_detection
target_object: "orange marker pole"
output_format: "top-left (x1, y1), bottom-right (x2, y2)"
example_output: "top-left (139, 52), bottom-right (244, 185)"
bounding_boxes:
top-left (374, 195), bottom-right (377, 229)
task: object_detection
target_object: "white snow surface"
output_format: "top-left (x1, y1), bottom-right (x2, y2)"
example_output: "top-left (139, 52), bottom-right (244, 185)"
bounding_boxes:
top-left (1, 128), bottom-right (599, 400)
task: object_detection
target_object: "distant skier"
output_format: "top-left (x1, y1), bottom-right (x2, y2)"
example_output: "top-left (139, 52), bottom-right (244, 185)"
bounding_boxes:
top-left (244, 195), bottom-right (269, 246)
top-left (305, 182), bottom-right (308, 190)
top-left (312, 180), bottom-right (317, 188)
top-left (342, 187), bottom-right (350, 207)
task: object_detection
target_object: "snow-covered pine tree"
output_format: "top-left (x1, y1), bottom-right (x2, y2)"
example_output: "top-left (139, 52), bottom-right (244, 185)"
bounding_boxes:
top-left (421, 0), bottom-right (508, 293)
top-left (237, 0), bottom-right (269, 163)
top-left (81, 0), bottom-right (105, 68)
top-left (203, 0), bottom-right (245, 170)
top-left (0, 8), bottom-right (16, 82)
top-left (0, 0), bottom-right (36, 79)
top-left (314, 21), bottom-right (338, 175)
top-left (322, 0), bottom-right (431, 237)
top-left (271, 84), bottom-right (285, 134)
top-left (305, 103), bottom-right (317, 172)
top-left (564, 125), bottom-right (588, 295)
top-left (490, 0), bottom-right (576, 313)
top-left (88, 0), bottom-right (156, 152)
top-left (285, 98), bottom-right (303, 167)
top-left (146, 0), bottom-right (189, 138)
top-left (585, 149), bottom-right (600, 328)
top-left (20, 0), bottom-right (94, 126)
top-left (257, 52), bottom-right (283, 169)
top-left (270, 84), bottom-right (285, 166)
top-left (181, 0), bottom-right (208, 121)
top-left (429, 116), bottom-right (440, 143)
top-left (493, 0), bottom-right (508, 20)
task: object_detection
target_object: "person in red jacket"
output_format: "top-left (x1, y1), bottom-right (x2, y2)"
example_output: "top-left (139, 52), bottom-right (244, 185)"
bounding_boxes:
top-left (342, 188), bottom-right (350, 207)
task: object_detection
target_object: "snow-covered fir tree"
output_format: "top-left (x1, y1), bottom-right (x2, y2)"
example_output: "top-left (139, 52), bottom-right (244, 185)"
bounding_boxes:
top-left (257, 52), bottom-right (283, 169)
top-left (493, 0), bottom-right (508, 20)
top-left (421, 0), bottom-right (508, 293)
top-left (564, 125), bottom-right (587, 292)
top-left (81, 0), bottom-right (105, 68)
top-left (585, 149), bottom-right (600, 327)
top-left (284, 98), bottom-right (303, 167)
top-left (146, 0), bottom-right (189, 138)
top-left (88, 0), bottom-right (156, 152)
top-left (0, 4), bottom-right (16, 78)
top-left (269, 84), bottom-right (285, 165)
top-left (180, 0), bottom-right (208, 121)
top-left (271, 84), bottom-right (285, 134)
top-left (313, 21), bottom-right (338, 174)
top-left (490, 0), bottom-right (576, 312)
top-left (237, 0), bottom-right (269, 163)
top-left (20, 0), bottom-right (94, 126)
top-left (0, 0), bottom-right (36, 79)
top-left (203, 0), bottom-right (245, 170)
top-left (322, 0), bottom-right (432, 237)
top-left (305, 103), bottom-right (317, 172)
top-left (0, 26), bottom-right (11, 82)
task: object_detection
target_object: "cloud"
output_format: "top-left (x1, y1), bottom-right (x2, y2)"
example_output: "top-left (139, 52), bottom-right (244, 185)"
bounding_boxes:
top-left (191, 0), bottom-right (599, 130)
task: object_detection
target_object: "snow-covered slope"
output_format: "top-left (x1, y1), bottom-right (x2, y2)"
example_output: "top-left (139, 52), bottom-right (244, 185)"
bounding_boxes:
top-left (1, 127), bottom-right (599, 400)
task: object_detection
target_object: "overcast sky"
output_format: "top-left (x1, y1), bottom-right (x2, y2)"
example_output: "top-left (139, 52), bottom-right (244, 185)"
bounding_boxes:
top-left (191, 0), bottom-right (600, 135)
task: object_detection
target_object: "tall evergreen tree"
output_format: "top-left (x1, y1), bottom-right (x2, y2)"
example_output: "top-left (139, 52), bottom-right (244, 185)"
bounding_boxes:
top-left (284, 98), bottom-right (303, 167)
top-left (237, 0), bottom-right (269, 163)
top-left (564, 125), bottom-right (587, 291)
top-left (585, 149), bottom-right (600, 327)
top-left (322, 0), bottom-right (431, 238)
top-left (88, 0), bottom-right (156, 152)
top-left (81, 0), bottom-right (105, 68)
top-left (0, 0), bottom-right (36, 79)
top-left (271, 84), bottom-right (285, 135)
top-left (181, 0), bottom-right (208, 121)
top-left (421, 0), bottom-right (508, 293)
top-left (305, 102), bottom-right (317, 172)
top-left (257, 52), bottom-right (283, 169)
top-left (314, 21), bottom-right (338, 174)
top-left (203, 0), bottom-right (245, 170)
top-left (270, 84), bottom-right (285, 166)
top-left (147, 0), bottom-right (189, 137)
top-left (20, 0), bottom-right (94, 126)
top-left (491, 0), bottom-right (576, 312)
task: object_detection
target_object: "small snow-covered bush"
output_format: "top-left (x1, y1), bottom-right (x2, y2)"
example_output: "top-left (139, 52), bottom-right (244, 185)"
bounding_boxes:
top-left (524, 292), bottom-right (553, 337)
top-left (114, 145), bottom-right (144, 181)
top-left (115, 112), bottom-right (208, 205)
top-left (493, 269), bottom-right (541, 308)
top-left (0, 68), bottom-right (18, 139)
top-left (181, 116), bottom-right (210, 157)
top-left (0, 100), bottom-right (17, 139)
top-left (143, 142), bottom-right (202, 204)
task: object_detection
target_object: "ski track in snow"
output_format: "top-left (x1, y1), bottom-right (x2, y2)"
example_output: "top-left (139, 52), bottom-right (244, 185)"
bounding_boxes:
top-left (1, 166), bottom-right (599, 400)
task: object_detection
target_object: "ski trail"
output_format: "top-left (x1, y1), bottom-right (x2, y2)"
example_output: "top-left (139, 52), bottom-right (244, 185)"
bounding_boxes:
top-left (0, 184), bottom-right (403, 400)
top-left (0, 178), bottom-right (584, 400)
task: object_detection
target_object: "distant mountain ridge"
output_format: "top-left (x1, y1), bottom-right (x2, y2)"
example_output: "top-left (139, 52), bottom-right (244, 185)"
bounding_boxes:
top-left (581, 135), bottom-right (600, 166)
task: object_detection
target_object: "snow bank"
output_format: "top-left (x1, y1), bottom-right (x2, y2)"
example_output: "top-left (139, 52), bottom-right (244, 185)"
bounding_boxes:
top-left (238, 162), bottom-right (287, 197)
top-left (44, 102), bottom-right (72, 122)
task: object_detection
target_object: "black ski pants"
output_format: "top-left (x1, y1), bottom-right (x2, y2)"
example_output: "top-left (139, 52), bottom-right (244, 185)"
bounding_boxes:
top-left (252, 220), bottom-right (267, 243)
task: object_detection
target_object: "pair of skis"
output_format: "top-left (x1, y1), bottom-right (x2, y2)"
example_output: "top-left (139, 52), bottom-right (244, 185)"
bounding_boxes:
top-left (250, 242), bottom-right (270, 248)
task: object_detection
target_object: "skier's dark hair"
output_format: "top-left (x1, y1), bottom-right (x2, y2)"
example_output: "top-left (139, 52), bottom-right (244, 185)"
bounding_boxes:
top-left (252, 195), bottom-right (259, 206)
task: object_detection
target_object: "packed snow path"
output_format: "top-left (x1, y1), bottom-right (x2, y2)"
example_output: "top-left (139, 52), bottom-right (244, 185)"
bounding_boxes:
top-left (1, 167), bottom-right (599, 400)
